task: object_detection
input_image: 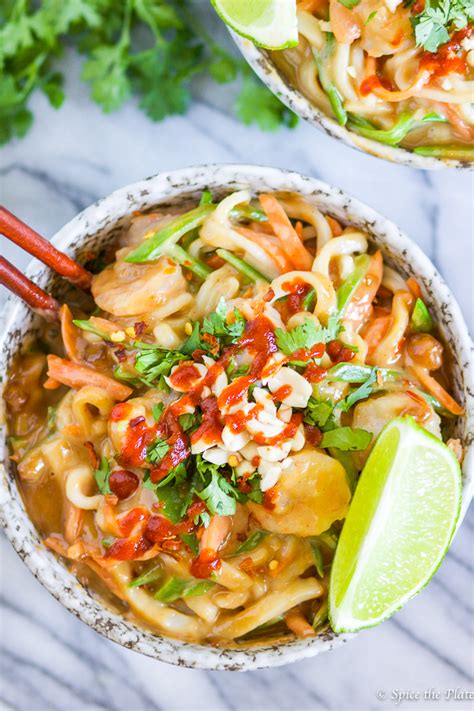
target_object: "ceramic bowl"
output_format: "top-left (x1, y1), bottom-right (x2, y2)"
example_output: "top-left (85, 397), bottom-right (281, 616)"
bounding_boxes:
top-left (1, 165), bottom-right (472, 671)
top-left (231, 34), bottom-right (472, 171)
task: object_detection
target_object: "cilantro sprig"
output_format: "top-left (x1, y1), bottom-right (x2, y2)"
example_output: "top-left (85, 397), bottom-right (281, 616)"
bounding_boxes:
top-left (275, 314), bottom-right (342, 356)
top-left (0, 0), bottom-right (296, 146)
top-left (410, 0), bottom-right (474, 52)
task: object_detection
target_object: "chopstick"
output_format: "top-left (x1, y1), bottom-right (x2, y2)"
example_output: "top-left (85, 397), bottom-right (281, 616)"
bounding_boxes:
top-left (0, 256), bottom-right (60, 321)
top-left (0, 206), bottom-right (92, 290)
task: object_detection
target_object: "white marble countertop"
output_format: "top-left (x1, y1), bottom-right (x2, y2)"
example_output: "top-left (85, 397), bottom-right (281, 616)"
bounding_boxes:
top-left (0, 17), bottom-right (473, 710)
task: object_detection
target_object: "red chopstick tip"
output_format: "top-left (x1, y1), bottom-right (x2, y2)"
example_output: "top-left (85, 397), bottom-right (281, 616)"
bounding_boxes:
top-left (0, 256), bottom-right (60, 321)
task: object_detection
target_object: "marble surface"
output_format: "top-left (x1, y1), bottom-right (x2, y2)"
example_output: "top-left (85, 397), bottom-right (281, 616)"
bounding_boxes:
top-left (0, 13), bottom-right (473, 709)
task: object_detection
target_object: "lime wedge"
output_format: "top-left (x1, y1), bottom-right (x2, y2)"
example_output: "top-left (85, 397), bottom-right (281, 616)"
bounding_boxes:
top-left (329, 416), bottom-right (461, 633)
top-left (211, 0), bottom-right (298, 50)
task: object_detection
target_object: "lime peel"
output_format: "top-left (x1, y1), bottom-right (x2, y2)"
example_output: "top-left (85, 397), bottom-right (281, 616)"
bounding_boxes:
top-left (329, 416), bottom-right (461, 633)
top-left (211, 0), bottom-right (298, 50)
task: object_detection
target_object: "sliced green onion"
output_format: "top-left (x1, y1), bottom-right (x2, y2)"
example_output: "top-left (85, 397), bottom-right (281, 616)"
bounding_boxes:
top-left (128, 565), bottom-right (162, 588)
top-left (182, 580), bottom-right (215, 597)
top-left (167, 243), bottom-right (211, 280)
top-left (410, 297), bottom-right (433, 333)
top-left (125, 204), bottom-right (215, 263)
top-left (336, 253), bottom-right (371, 315)
top-left (216, 248), bottom-right (269, 283)
top-left (302, 288), bottom-right (316, 312)
top-left (231, 530), bottom-right (268, 556)
top-left (72, 319), bottom-right (110, 339)
top-left (312, 599), bottom-right (328, 631)
top-left (309, 540), bottom-right (324, 578)
top-left (199, 190), bottom-right (213, 205)
top-left (347, 112), bottom-right (446, 147)
top-left (311, 35), bottom-right (347, 127)
top-left (154, 577), bottom-right (189, 603)
top-left (230, 204), bottom-right (268, 223)
top-left (413, 146), bottom-right (474, 160)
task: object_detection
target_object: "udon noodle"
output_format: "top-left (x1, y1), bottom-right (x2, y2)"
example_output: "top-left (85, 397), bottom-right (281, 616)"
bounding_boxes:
top-left (271, 0), bottom-right (474, 159)
top-left (4, 189), bottom-right (463, 646)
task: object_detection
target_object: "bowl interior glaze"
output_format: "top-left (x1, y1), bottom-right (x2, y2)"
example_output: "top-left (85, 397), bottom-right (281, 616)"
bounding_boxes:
top-left (1, 165), bottom-right (472, 671)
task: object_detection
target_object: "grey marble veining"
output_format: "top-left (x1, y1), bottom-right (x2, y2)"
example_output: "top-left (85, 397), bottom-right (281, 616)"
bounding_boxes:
top-left (0, 25), bottom-right (473, 711)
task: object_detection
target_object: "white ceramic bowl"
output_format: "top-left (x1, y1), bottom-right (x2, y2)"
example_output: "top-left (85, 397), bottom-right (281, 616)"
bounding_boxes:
top-left (231, 34), bottom-right (472, 171)
top-left (1, 165), bottom-right (472, 671)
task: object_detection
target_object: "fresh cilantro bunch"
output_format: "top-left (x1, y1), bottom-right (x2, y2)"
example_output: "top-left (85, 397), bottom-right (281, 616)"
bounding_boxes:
top-left (0, 0), bottom-right (297, 145)
top-left (410, 0), bottom-right (474, 52)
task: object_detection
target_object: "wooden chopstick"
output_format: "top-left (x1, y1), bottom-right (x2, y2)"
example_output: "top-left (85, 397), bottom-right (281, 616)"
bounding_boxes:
top-left (0, 256), bottom-right (60, 321)
top-left (0, 206), bottom-right (92, 290)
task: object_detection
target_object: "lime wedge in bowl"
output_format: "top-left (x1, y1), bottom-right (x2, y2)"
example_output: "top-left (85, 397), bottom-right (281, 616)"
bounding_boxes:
top-left (329, 416), bottom-right (462, 633)
top-left (211, 0), bottom-right (298, 50)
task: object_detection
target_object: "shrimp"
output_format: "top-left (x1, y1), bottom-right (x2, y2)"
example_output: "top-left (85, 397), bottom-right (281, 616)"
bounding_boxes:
top-left (354, 0), bottom-right (413, 57)
top-left (91, 252), bottom-right (188, 317)
top-left (248, 449), bottom-right (351, 536)
top-left (352, 391), bottom-right (441, 441)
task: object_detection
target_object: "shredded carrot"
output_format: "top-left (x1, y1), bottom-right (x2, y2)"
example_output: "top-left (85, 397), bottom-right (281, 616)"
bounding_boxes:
top-left (200, 515), bottom-right (232, 553)
top-left (295, 221), bottom-right (303, 239)
top-left (285, 610), bottom-right (316, 638)
top-left (371, 71), bottom-right (431, 102)
top-left (408, 363), bottom-right (464, 415)
top-left (46, 354), bottom-right (132, 401)
top-left (326, 216), bottom-right (343, 236)
top-left (237, 227), bottom-right (293, 273)
top-left (259, 194), bottom-right (313, 271)
top-left (43, 377), bottom-right (61, 390)
top-left (64, 502), bottom-right (84, 544)
top-left (406, 277), bottom-right (422, 299)
top-left (60, 304), bottom-right (82, 363)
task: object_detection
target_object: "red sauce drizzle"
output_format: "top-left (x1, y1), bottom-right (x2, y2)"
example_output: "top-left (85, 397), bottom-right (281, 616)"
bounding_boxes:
top-left (305, 363), bottom-right (327, 383)
top-left (420, 26), bottom-right (471, 78)
top-left (169, 362), bottom-right (203, 390)
top-left (190, 548), bottom-right (222, 578)
top-left (190, 396), bottom-right (223, 446)
top-left (360, 74), bottom-right (395, 96)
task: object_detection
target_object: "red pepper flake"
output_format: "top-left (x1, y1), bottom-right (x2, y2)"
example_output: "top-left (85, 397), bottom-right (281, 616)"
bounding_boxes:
top-left (133, 321), bottom-right (146, 336)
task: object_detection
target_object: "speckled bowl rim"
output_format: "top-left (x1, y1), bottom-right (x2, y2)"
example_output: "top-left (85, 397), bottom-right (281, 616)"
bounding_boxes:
top-left (0, 164), bottom-right (472, 671)
top-left (231, 34), bottom-right (473, 171)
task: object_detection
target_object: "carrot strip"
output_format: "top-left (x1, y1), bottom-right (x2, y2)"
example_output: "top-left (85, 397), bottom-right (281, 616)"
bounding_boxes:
top-left (46, 354), bottom-right (132, 401)
top-left (408, 363), bottom-right (464, 415)
top-left (285, 610), bottom-right (316, 638)
top-left (406, 277), bottom-right (422, 299)
top-left (326, 216), bottom-right (343, 236)
top-left (237, 227), bottom-right (293, 273)
top-left (259, 194), bottom-right (313, 270)
top-left (371, 72), bottom-right (431, 102)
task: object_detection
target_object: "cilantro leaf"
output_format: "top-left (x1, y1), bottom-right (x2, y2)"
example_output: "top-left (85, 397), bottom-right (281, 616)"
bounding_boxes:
top-left (197, 471), bottom-right (237, 516)
top-left (303, 398), bottom-right (335, 429)
top-left (0, 1), bottom-right (296, 146)
top-left (152, 402), bottom-right (164, 422)
top-left (134, 347), bottom-right (187, 388)
top-left (275, 314), bottom-right (342, 355)
top-left (203, 298), bottom-right (246, 343)
top-left (321, 427), bottom-right (372, 451)
top-left (236, 68), bottom-right (298, 131)
top-left (147, 438), bottom-right (170, 464)
top-left (411, 0), bottom-right (474, 52)
top-left (94, 456), bottom-right (111, 494)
